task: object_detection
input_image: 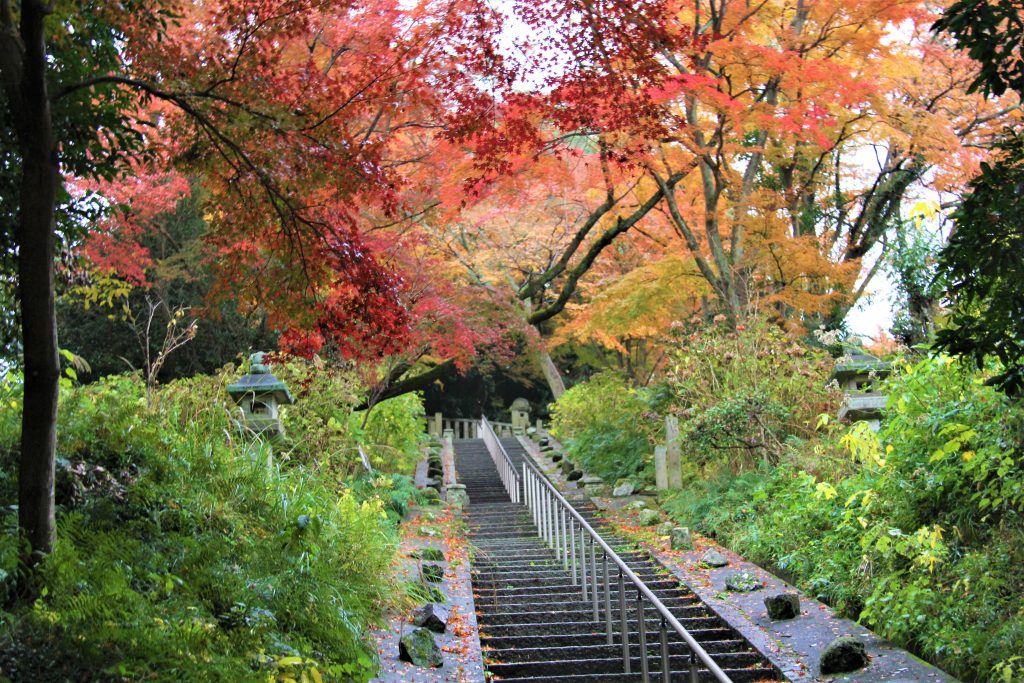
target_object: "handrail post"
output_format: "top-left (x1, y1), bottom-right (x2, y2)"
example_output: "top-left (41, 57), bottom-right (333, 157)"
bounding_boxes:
top-left (689, 653), bottom-right (699, 683)
top-left (590, 538), bottom-right (599, 621)
top-left (620, 569), bottom-right (630, 673)
top-left (604, 553), bottom-right (613, 644)
top-left (580, 526), bottom-right (588, 600)
top-left (660, 618), bottom-right (670, 683)
top-left (554, 504), bottom-right (561, 556)
top-left (562, 506), bottom-right (570, 569)
top-left (638, 592), bottom-right (649, 683)
top-left (570, 519), bottom-right (577, 583)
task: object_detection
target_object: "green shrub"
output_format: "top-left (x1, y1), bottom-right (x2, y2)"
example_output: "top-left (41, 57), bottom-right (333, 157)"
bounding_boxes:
top-left (666, 317), bottom-right (841, 470)
top-left (662, 355), bottom-right (1024, 681)
top-left (351, 393), bottom-right (426, 473)
top-left (549, 373), bottom-right (660, 481)
top-left (0, 371), bottom-right (409, 681)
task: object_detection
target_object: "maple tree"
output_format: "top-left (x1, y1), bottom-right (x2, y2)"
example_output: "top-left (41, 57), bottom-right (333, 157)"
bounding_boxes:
top-left (637, 0), bottom-right (1017, 331)
top-left (431, 0), bottom-right (700, 397)
top-left (0, 0), bottom-right (500, 564)
top-left (435, 0), bottom-right (1016, 397)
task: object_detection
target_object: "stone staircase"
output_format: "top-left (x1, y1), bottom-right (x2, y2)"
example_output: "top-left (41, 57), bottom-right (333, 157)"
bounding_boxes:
top-left (455, 438), bottom-right (781, 682)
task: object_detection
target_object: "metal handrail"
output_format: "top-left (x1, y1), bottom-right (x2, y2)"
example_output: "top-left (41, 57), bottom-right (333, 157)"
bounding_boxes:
top-left (520, 455), bottom-right (732, 683)
top-left (479, 416), bottom-right (521, 504)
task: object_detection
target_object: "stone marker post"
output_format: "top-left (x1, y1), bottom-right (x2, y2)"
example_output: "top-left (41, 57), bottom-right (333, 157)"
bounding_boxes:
top-left (433, 412), bottom-right (443, 437)
top-left (654, 445), bottom-right (668, 490)
top-left (441, 429), bottom-right (456, 489)
top-left (666, 415), bottom-right (682, 488)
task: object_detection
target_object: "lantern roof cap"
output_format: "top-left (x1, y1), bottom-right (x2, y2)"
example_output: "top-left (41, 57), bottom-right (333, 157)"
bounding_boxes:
top-left (227, 353), bottom-right (295, 404)
top-left (511, 397), bottom-right (531, 411)
top-left (829, 351), bottom-right (891, 382)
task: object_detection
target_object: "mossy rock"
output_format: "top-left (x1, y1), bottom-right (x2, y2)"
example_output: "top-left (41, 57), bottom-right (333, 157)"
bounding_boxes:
top-left (421, 563), bottom-right (444, 583)
top-left (764, 593), bottom-right (800, 620)
top-left (700, 550), bottom-right (728, 567)
top-left (819, 636), bottom-right (867, 674)
top-left (670, 527), bottom-right (693, 550)
top-left (413, 547), bottom-right (445, 562)
top-left (638, 509), bottom-right (661, 526)
top-left (725, 570), bottom-right (762, 592)
top-left (399, 627), bottom-right (443, 667)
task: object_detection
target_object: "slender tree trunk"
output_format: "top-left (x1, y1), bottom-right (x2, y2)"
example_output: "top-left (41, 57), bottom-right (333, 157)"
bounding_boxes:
top-left (537, 347), bottom-right (565, 400)
top-left (12, 1), bottom-right (59, 564)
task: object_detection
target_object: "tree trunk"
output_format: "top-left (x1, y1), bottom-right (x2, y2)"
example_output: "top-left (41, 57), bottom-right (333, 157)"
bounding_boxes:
top-left (13, 1), bottom-right (59, 565)
top-left (537, 347), bottom-right (565, 400)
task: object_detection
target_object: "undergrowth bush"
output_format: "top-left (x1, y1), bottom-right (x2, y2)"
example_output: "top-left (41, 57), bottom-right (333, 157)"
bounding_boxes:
top-left (549, 373), bottom-right (660, 481)
top-left (665, 317), bottom-right (840, 470)
top-left (662, 355), bottom-right (1024, 681)
top-left (0, 367), bottom-right (423, 681)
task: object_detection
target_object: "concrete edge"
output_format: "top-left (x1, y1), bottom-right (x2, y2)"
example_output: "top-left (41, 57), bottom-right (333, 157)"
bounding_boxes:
top-left (516, 435), bottom-right (956, 682)
top-left (370, 505), bottom-right (486, 682)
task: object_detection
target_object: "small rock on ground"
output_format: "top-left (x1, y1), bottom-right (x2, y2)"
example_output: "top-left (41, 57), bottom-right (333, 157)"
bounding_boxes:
top-left (701, 549), bottom-right (729, 567)
top-left (413, 547), bottom-right (445, 562)
top-left (725, 570), bottom-right (761, 592)
top-left (671, 527), bottom-right (693, 550)
top-left (639, 509), bottom-right (661, 526)
top-left (764, 592), bottom-right (800, 620)
top-left (612, 481), bottom-right (635, 497)
top-left (411, 603), bottom-right (449, 633)
top-left (819, 636), bottom-right (868, 674)
top-left (399, 627), bottom-right (443, 668)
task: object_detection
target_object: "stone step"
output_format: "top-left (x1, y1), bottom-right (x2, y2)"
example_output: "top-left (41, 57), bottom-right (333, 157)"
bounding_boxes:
top-left (480, 626), bottom-right (736, 650)
top-left (454, 438), bottom-right (781, 682)
top-left (478, 616), bottom-right (726, 638)
top-left (484, 667), bottom-right (779, 683)
top-left (477, 603), bottom-right (713, 625)
top-left (487, 652), bottom-right (771, 679)
top-left (473, 583), bottom-right (697, 602)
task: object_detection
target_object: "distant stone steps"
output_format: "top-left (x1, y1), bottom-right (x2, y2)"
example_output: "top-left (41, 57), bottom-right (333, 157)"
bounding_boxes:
top-left (455, 437), bottom-right (782, 683)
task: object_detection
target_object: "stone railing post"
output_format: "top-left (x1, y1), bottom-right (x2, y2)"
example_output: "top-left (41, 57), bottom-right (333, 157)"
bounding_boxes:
top-left (665, 415), bottom-right (682, 488)
top-left (654, 445), bottom-right (668, 490)
top-left (441, 429), bottom-right (456, 489)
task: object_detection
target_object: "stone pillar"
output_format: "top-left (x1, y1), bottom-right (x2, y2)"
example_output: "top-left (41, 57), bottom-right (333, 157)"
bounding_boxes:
top-left (433, 412), bottom-right (442, 437)
top-left (441, 430), bottom-right (456, 489)
top-left (654, 445), bottom-right (668, 490)
top-left (666, 415), bottom-right (682, 488)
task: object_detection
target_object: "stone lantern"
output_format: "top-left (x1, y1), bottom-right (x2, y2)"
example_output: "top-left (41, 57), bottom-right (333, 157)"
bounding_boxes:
top-left (227, 352), bottom-right (295, 437)
top-left (510, 397), bottom-right (531, 435)
top-left (830, 351), bottom-right (891, 431)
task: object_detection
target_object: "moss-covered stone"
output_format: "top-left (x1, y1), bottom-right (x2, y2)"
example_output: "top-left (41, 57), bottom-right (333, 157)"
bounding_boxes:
top-left (412, 547), bottom-right (445, 562)
top-left (638, 509), bottom-right (661, 526)
top-left (398, 627), bottom-right (443, 667)
top-left (670, 527), bottom-right (693, 550)
top-left (764, 592), bottom-right (800, 620)
top-left (700, 549), bottom-right (728, 567)
top-left (725, 570), bottom-right (761, 592)
top-left (819, 636), bottom-right (867, 674)
top-left (421, 563), bottom-right (444, 583)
